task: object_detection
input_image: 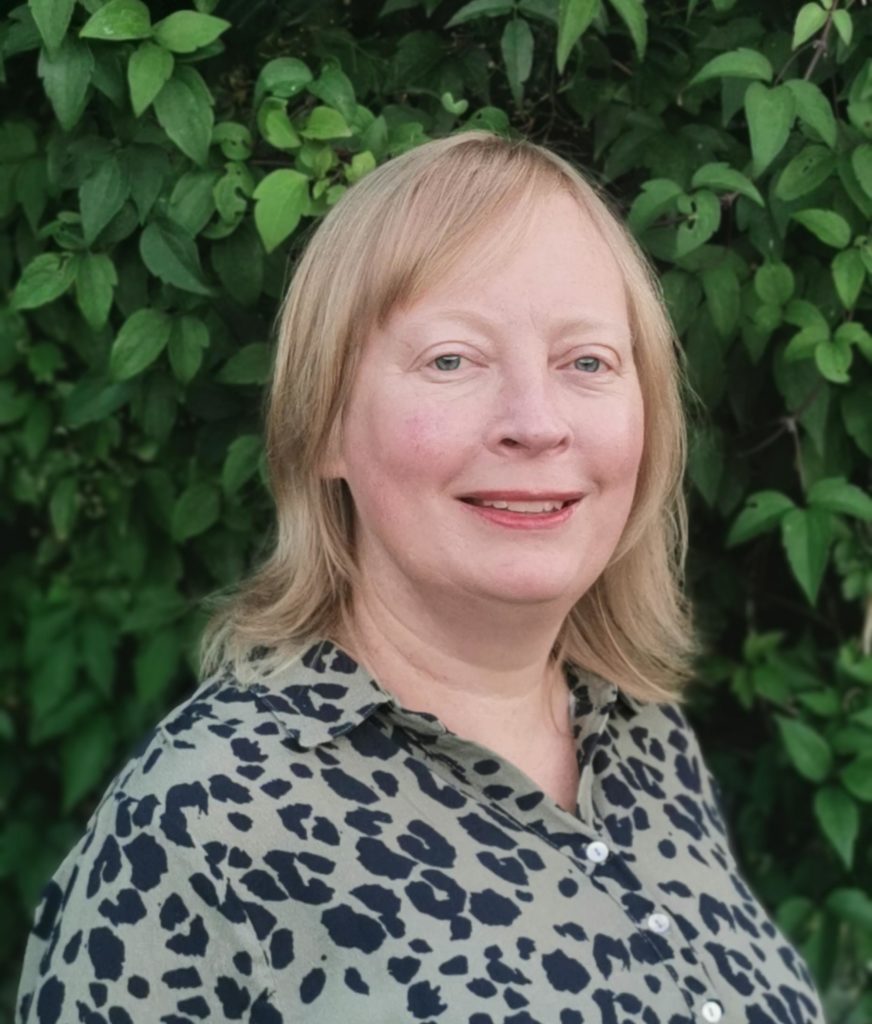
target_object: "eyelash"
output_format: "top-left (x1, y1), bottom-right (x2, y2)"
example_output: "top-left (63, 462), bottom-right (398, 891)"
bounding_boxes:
top-left (428, 354), bottom-right (607, 374)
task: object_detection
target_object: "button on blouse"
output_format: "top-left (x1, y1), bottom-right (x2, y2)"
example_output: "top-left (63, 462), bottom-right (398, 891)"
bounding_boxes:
top-left (15, 640), bottom-right (827, 1024)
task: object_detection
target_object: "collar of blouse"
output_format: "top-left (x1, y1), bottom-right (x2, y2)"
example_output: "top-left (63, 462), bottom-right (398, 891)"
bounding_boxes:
top-left (210, 640), bottom-right (641, 752)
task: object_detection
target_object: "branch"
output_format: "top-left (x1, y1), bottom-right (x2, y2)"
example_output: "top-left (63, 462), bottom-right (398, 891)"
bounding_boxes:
top-left (803, 3), bottom-right (838, 81)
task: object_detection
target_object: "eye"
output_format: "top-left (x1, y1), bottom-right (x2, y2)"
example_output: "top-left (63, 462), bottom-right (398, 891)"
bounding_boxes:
top-left (574, 356), bottom-right (603, 373)
top-left (430, 354), bottom-right (464, 371)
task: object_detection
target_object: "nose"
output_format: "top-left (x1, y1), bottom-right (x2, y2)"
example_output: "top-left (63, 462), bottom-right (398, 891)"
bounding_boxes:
top-left (488, 362), bottom-right (572, 456)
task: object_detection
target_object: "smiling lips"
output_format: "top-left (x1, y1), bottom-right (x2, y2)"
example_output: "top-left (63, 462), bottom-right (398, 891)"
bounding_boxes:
top-left (459, 492), bottom-right (584, 514)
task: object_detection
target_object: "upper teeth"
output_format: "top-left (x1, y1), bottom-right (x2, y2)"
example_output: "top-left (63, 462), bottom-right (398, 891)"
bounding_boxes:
top-left (471, 499), bottom-right (565, 512)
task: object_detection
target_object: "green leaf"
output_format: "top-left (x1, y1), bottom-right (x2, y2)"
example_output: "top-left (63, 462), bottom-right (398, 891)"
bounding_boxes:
top-left (152, 11), bottom-right (230, 54)
top-left (836, 322), bottom-right (872, 360)
top-left (627, 179), bottom-right (682, 233)
top-left (75, 252), bottom-right (117, 329)
top-left (688, 47), bottom-right (772, 89)
top-left (222, 434), bottom-right (262, 496)
top-left (29, 0), bottom-right (76, 51)
top-left (775, 715), bottom-right (833, 782)
top-left (109, 308), bottom-right (172, 381)
top-left (774, 145), bottom-right (835, 203)
top-left (675, 189), bottom-right (720, 258)
top-left (690, 162), bottom-right (764, 206)
top-left (61, 713), bottom-right (117, 812)
top-left (212, 164), bottom-right (251, 226)
top-left (785, 80), bottom-right (837, 149)
top-left (842, 390), bottom-right (872, 457)
top-left (446, 0), bottom-right (514, 27)
top-left (128, 41), bottom-right (173, 117)
top-left (37, 36), bottom-right (94, 132)
top-left (727, 490), bottom-right (795, 546)
top-left (784, 297), bottom-right (828, 331)
top-left (745, 83), bottom-right (795, 176)
top-left (252, 169), bottom-right (309, 253)
top-left (74, 620), bottom-right (116, 694)
top-left (832, 9), bottom-right (852, 47)
top-left (213, 122), bottom-right (253, 161)
top-left (780, 506), bottom-right (834, 604)
top-left (257, 97), bottom-right (302, 150)
top-left (816, 337), bottom-right (852, 379)
top-left (49, 476), bottom-right (77, 540)
top-left (254, 57), bottom-right (313, 105)
top-left (808, 477), bottom-right (872, 520)
top-left (792, 3), bottom-right (827, 49)
top-left (134, 629), bottom-right (181, 705)
top-left (11, 252), bottom-right (77, 310)
top-left (62, 376), bottom-right (131, 428)
top-left (826, 888), bottom-right (872, 931)
top-left (607, 0), bottom-right (646, 59)
top-left (210, 223), bottom-right (263, 305)
top-left (851, 144), bottom-right (872, 200)
top-left (79, 155), bottom-right (128, 245)
top-left (501, 18), bottom-right (534, 104)
top-left (701, 263), bottom-right (740, 338)
top-left (153, 66), bottom-right (213, 166)
top-left (217, 343), bottom-right (272, 385)
top-left (300, 105), bottom-right (352, 140)
top-left (791, 209), bottom-right (851, 249)
top-left (140, 219), bottom-right (212, 295)
top-left (79, 0), bottom-right (151, 41)
top-left (171, 481), bottom-right (221, 541)
top-left (687, 425), bottom-right (723, 507)
top-left (813, 786), bottom-right (858, 869)
top-left (167, 315), bottom-right (209, 384)
top-left (307, 64), bottom-right (357, 123)
top-left (754, 262), bottom-right (794, 305)
top-left (0, 382), bottom-right (30, 426)
top-left (124, 144), bottom-right (170, 222)
top-left (831, 249), bottom-right (865, 308)
top-left (840, 755), bottom-right (872, 801)
top-left (556, 0), bottom-right (599, 74)
top-left (168, 169), bottom-right (219, 234)
top-left (27, 343), bottom-right (64, 383)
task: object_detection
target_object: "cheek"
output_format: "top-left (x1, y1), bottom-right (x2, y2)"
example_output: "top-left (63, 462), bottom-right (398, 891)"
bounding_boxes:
top-left (586, 398), bottom-right (646, 485)
top-left (353, 400), bottom-right (471, 489)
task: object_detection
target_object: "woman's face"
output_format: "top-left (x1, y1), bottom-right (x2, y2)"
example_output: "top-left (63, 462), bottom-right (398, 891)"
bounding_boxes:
top-left (325, 190), bottom-right (645, 617)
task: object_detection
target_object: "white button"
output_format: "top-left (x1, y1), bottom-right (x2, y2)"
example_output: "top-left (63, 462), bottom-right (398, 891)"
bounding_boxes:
top-left (700, 1000), bottom-right (723, 1022)
top-left (647, 912), bottom-right (670, 933)
top-left (585, 840), bottom-right (609, 863)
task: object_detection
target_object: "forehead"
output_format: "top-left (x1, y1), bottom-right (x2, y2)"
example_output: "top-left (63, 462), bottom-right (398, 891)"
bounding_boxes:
top-left (387, 192), bottom-right (629, 338)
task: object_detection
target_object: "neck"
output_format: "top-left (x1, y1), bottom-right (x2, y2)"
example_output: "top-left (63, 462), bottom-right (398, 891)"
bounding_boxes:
top-left (336, 573), bottom-right (575, 745)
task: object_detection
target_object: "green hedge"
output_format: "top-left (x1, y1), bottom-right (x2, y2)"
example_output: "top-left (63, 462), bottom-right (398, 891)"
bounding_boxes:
top-left (2, 0), bottom-right (871, 1017)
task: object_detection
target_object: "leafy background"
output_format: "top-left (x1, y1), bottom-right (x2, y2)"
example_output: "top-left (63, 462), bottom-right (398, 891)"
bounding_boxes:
top-left (1, 0), bottom-right (871, 1018)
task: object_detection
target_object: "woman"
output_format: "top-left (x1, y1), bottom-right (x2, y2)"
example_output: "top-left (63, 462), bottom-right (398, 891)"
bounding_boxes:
top-left (16, 131), bottom-right (826, 1024)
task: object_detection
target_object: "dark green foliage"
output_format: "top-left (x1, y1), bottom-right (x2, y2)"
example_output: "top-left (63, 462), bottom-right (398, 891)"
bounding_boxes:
top-left (1, 0), bottom-right (870, 1017)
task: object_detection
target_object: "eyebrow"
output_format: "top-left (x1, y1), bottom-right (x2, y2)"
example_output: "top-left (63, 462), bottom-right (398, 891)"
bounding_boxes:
top-left (406, 307), bottom-right (633, 344)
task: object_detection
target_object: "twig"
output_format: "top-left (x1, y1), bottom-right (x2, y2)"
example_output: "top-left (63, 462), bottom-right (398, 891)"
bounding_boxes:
top-left (803, 2), bottom-right (838, 81)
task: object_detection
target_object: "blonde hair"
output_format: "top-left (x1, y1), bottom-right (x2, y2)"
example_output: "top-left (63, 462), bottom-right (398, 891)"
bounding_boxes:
top-left (198, 129), bottom-right (695, 704)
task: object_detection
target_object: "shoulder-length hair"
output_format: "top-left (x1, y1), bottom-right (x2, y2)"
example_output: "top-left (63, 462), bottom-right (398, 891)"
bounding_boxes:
top-left (198, 129), bottom-right (695, 704)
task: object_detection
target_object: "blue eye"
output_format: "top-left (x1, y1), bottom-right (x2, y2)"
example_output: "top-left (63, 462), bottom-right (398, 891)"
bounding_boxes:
top-left (575, 356), bottom-right (602, 373)
top-left (432, 354), bottom-right (463, 371)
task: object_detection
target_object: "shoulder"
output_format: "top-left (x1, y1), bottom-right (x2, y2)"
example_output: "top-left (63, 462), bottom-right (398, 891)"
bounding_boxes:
top-left (15, 671), bottom-right (310, 1024)
top-left (611, 691), bottom-right (730, 833)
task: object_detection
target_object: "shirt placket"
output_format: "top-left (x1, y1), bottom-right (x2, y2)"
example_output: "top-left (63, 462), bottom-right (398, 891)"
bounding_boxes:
top-left (380, 681), bottom-right (729, 1024)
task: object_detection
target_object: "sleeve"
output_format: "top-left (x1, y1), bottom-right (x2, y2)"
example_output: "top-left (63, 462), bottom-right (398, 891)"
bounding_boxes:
top-left (670, 702), bottom-right (737, 853)
top-left (15, 731), bottom-right (285, 1024)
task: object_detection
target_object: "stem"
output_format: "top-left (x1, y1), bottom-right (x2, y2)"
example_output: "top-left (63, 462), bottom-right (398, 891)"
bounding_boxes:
top-left (803, 2), bottom-right (839, 81)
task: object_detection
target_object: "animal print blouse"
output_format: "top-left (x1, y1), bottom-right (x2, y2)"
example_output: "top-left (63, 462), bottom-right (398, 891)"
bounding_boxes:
top-left (16, 640), bottom-right (827, 1024)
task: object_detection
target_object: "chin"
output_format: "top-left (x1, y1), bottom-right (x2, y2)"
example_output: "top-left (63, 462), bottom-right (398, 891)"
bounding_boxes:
top-left (476, 572), bottom-right (589, 607)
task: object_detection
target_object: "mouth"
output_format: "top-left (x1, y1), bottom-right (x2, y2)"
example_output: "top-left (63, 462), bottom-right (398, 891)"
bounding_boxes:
top-left (458, 495), bottom-right (582, 513)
